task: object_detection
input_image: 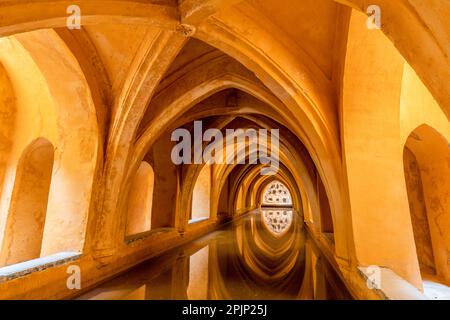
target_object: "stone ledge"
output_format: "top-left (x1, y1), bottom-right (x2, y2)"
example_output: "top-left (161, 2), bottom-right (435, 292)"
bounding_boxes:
top-left (423, 280), bottom-right (450, 300)
top-left (0, 252), bottom-right (81, 283)
top-left (188, 217), bottom-right (209, 224)
top-left (125, 228), bottom-right (175, 245)
top-left (358, 266), bottom-right (428, 300)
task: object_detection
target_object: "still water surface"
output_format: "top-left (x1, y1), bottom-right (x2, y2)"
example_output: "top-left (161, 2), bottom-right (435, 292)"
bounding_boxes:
top-left (78, 209), bottom-right (352, 300)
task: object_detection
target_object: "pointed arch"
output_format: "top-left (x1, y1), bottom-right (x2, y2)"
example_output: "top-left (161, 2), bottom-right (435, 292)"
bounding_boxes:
top-left (0, 138), bottom-right (54, 266)
top-left (190, 165), bottom-right (212, 223)
top-left (125, 161), bottom-right (155, 236)
top-left (403, 124), bottom-right (450, 284)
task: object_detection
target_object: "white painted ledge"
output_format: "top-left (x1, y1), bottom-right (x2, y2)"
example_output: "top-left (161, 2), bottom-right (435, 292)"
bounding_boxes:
top-left (0, 252), bottom-right (81, 283)
top-left (358, 266), bottom-right (428, 300)
top-left (423, 280), bottom-right (450, 300)
top-left (188, 217), bottom-right (209, 224)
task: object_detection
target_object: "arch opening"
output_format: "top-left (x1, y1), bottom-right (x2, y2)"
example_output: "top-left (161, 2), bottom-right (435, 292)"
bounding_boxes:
top-left (190, 165), bottom-right (211, 223)
top-left (0, 138), bottom-right (54, 267)
top-left (125, 161), bottom-right (155, 236)
top-left (403, 125), bottom-right (450, 285)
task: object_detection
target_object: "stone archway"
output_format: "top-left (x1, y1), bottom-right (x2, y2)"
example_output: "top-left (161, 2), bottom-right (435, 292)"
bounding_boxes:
top-left (125, 161), bottom-right (154, 236)
top-left (403, 124), bottom-right (450, 284)
top-left (0, 138), bottom-right (54, 266)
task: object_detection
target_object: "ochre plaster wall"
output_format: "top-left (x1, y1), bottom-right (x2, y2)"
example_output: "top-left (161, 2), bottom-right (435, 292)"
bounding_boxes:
top-left (0, 0), bottom-right (448, 300)
top-left (342, 10), bottom-right (421, 288)
top-left (126, 161), bottom-right (154, 236)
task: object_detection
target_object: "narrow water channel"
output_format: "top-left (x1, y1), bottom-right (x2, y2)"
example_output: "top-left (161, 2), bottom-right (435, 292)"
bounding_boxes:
top-left (77, 209), bottom-right (352, 300)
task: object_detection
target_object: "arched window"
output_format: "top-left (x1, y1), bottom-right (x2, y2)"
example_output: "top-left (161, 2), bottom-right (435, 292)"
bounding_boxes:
top-left (190, 165), bottom-right (211, 223)
top-left (126, 161), bottom-right (154, 236)
top-left (0, 138), bottom-right (54, 266)
top-left (403, 125), bottom-right (450, 282)
top-left (261, 181), bottom-right (292, 207)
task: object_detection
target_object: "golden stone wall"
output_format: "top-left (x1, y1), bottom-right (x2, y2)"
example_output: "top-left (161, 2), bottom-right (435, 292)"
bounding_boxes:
top-left (0, 0), bottom-right (448, 300)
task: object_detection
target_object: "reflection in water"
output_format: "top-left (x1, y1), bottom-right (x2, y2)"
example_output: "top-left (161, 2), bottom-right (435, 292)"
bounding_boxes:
top-left (78, 210), bottom-right (352, 300)
top-left (262, 209), bottom-right (293, 235)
